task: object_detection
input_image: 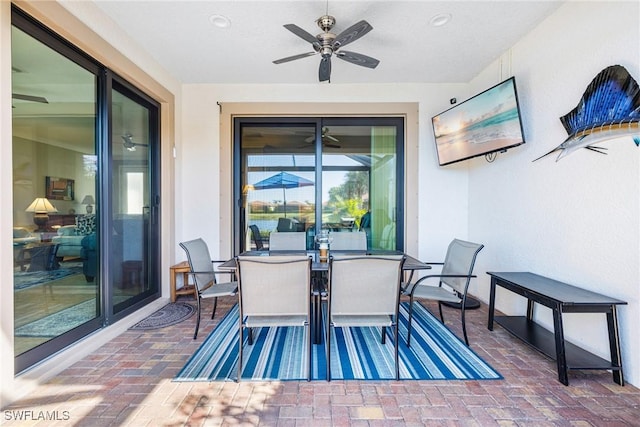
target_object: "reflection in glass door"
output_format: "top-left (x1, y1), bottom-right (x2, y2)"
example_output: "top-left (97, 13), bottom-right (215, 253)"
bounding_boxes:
top-left (321, 122), bottom-right (400, 250)
top-left (236, 118), bottom-right (403, 253)
top-left (110, 85), bottom-right (158, 314)
top-left (11, 7), bottom-right (161, 372)
top-left (240, 123), bottom-right (317, 250)
top-left (11, 20), bottom-right (100, 366)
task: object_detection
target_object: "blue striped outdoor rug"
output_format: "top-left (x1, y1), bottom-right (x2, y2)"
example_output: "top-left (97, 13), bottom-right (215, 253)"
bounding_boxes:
top-left (174, 302), bottom-right (501, 381)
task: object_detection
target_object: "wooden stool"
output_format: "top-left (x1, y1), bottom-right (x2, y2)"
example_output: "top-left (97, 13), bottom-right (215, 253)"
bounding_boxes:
top-left (122, 260), bottom-right (142, 288)
top-left (170, 261), bottom-right (197, 302)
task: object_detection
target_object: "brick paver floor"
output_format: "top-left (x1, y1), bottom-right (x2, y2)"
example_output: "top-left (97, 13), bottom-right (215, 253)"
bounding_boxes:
top-left (3, 296), bottom-right (639, 426)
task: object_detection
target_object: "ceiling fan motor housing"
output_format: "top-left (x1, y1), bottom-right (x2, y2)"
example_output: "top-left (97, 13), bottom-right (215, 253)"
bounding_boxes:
top-left (319, 35), bottom-right (335, 56)
top-left (316, 15), bottom-right (336, 32)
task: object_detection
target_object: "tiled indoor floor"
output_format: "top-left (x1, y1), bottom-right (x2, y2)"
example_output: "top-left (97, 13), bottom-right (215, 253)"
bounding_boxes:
top-left (3, 296), bottom-right (639, 426)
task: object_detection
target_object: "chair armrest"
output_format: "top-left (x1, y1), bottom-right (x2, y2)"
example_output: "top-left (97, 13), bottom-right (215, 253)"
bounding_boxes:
top-left (185, 270), bottom-right (233, 277)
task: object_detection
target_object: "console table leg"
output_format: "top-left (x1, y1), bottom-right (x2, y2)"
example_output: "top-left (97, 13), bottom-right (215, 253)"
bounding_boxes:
top-left (607, 307), bottom-right (625, 386)
top-left (552, 307), bottom-right (569, 386)
top-left (487, 278), bottom-right (496, 331)
top-left (526, 299), bottom-right (535, 320)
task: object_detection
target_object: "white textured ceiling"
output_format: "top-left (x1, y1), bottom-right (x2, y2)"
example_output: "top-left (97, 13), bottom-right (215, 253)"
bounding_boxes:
top-left (88, 0), bottom-right (564, 84)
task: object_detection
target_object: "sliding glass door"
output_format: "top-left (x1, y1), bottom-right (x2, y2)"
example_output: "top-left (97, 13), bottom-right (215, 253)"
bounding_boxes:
top-left (11, 12), bottom-right (101, 371)
top-left (235, 117), bottom-right (403, 253)
top-left (11, 6), bottom-right (160, 372)
top-left (109, 83), bottom-right (160, 315)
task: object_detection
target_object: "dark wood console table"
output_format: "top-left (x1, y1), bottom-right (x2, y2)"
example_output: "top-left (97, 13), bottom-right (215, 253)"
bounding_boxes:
top-left (487, 272), bottom-right (626, 386)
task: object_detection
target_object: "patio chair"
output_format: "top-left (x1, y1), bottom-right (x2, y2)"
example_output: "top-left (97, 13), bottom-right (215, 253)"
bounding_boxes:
top-left (236, 255), bottom-right (312, 381)
top-left (403, 238), bottom-right (484, 346)
top-left (179, 238), bottom-right (238, 339)
top-left (268, 231), bottom-right (306, 251)
top-left (276, 217), bottom-right (300, 232)
top-left (326, 255), bottom-right (405, 381)
top-left (328, 231), bottom-right (367, 250)
top-left (249, 225), bottom-right (265, 250)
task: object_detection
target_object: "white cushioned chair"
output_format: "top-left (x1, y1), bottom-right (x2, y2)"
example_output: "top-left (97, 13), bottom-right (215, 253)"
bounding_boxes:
top-left (13, 227), bottom-right (38, 246)
top-left (51, 225), bottom-right (84, 258)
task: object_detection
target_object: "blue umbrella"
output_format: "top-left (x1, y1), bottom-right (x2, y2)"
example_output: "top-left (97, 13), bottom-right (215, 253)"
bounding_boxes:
top-left (252, 171), bottom-right (314, 217)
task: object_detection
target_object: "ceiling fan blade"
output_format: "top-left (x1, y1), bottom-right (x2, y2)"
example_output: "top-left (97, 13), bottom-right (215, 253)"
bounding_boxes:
top-left (336, 51), bottom-right (380, 69)
top-left (12, 93), bottom-right (49, 104)
top-left (283, 24), bottom-right (321, 48)
top-left (325, 134), bottom-right (340, 143)
top-left (273, 51), bottom-right (317, 64)
top-left (319, 56), bottom-right (331, 82)
top-left (332, 20), bottom-right (373, 48)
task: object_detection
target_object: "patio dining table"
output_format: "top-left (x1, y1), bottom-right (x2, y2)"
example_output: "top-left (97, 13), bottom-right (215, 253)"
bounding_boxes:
top-left (218, 250), bottom-right (430, 344)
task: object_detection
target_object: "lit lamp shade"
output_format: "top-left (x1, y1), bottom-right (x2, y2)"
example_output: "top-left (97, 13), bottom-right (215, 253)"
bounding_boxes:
top-left (25, 197), bottom-right (58, 231)
top-left (81, 195), bottom-right (95, 214)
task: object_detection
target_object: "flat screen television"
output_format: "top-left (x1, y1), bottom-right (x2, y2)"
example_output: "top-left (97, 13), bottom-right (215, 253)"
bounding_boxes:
top-left (431, 76), bottom-right (526, 166)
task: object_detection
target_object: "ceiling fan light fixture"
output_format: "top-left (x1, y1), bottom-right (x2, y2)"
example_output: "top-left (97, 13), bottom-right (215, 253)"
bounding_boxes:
top-left (209, 14), bottom-right (231, 29)
top-left (430, 13), bottom-right (452, 27)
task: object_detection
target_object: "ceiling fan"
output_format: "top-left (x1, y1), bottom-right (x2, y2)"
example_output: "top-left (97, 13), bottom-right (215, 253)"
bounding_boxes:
top-left (12, 93), bottom-right (49, 104)
top-left (11, 66), bottom-right (49, 105)
top-left (304, 127), bottom-right (341, 148)
top-left (121, 134), bottom-right (148, 151)
top-left (273, 14), bottom-right (379, 82)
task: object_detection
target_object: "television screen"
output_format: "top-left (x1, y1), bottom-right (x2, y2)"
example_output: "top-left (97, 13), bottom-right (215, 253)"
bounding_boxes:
top-left (431, 77), bottom-right (526, 166)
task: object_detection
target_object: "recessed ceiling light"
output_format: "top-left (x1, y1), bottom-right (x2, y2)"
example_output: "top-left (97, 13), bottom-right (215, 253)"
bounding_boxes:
top-left (430, 13), bottom-right (452, 27)
top-left (209, 14), bottom-right (231, 29)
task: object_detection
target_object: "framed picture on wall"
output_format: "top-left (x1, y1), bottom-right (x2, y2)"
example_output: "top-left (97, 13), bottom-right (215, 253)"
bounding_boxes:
top-left (46, 176), bottom-right (75, 201)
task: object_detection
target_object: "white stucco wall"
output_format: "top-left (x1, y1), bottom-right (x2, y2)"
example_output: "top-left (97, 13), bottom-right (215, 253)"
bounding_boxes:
top-left (178, 83), bottom-right (470, 262)
top-left (467, 1), bottom-right (640, 386)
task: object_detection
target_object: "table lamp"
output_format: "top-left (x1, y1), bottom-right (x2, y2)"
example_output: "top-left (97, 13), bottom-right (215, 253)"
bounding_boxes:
top-left (81, 195), bottom-right (95, 214)
top-left (25, 197), bottom-right (58, 231)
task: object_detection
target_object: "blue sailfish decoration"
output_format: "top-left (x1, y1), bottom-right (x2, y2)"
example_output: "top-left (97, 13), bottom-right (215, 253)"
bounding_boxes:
top-left (534, 65), bottom-right (640, 161)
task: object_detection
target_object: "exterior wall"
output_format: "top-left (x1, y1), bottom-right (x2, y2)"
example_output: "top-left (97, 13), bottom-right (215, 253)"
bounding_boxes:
top-left (467, 1), bottom-right (640, 386)
top-left (178, 87), bottom-right (469, 263)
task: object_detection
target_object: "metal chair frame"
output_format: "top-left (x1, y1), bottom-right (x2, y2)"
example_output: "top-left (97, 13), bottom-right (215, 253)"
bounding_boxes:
top-left (179, 238), bottom-right (238, 339)
top-left (404, 239), bottom-right (484, 346)
top-left (326, 255), bottom-right (405, 381)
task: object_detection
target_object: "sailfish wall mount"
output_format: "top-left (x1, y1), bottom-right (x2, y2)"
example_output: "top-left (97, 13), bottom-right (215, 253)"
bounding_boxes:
top-left (534, 64), bottom-right (640, 161)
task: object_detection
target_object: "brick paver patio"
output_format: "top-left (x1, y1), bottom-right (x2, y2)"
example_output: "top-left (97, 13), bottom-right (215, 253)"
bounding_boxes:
top-left (3, 296), bottom-right (639, 426)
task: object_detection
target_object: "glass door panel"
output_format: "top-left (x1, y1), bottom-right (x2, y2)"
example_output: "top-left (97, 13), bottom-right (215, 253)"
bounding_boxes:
top-left (110, 88), bottom-right (154, 312)
top-left (321, 124), bottom-right (398, 250)
top-left (12, 24), bottom-right (99, 357)
top-left (240, 124), bottom-right (316, 250)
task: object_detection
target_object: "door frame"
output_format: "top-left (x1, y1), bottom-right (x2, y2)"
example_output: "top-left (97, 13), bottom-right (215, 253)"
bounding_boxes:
top-left (220, 103), bottom-right (418, 261)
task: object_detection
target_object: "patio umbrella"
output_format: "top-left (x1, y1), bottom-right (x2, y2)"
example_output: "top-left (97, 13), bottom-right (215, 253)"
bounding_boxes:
top-left (252, 171), bottom-right (314, 217)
